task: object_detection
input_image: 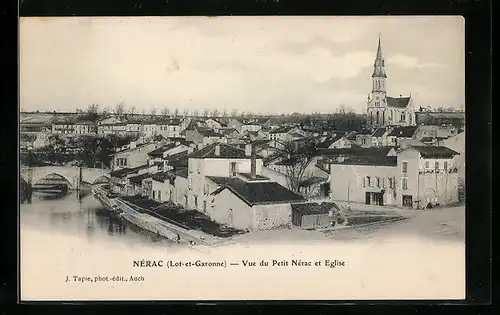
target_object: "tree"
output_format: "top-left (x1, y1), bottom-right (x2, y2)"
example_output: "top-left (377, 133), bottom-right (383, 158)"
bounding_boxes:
top-left (183, 108), bottom-right (189, 117)
top-left (84, 104), bottom-right (101, 121)
top-left (276, 139), bottom-right (318, 193)
top-left (202, 108), bottom-right (210, 118)
top-left (161, 107), bottom-right (170, 117)
top-left (150, 108), bottom-right (157, 117)
top-left (222, 109), bottom-right (228, 118)
top-left (173, 108), bottom-right (179, 117)
top-left (231, 108), bottom-right (238, 117)
top-left (129, 106), bottom-right (136, 115)
top-left (115, 102), bottom-right (125, 116)
top-left (211, 108), bottom-right (220, 118)
top-left (192, 109), bottom-right (200, 117)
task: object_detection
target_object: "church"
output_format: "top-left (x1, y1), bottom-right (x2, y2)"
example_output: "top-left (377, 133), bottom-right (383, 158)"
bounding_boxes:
top-left (366, 37), bottom-right (416, 130)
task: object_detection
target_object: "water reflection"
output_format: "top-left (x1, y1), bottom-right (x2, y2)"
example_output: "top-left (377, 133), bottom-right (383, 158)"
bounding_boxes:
top-left (20, 190), bottom-right (174, 248)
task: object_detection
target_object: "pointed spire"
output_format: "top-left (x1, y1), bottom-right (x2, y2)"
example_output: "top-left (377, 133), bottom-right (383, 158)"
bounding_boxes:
top-left (375, 34), bottom-right (384, 65)
top-left (372, 35), bottom-right (387, 78)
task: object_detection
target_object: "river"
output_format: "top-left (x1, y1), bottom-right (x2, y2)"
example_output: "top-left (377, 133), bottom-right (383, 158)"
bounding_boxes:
top-left (20, 191), bottom-right (177, 249)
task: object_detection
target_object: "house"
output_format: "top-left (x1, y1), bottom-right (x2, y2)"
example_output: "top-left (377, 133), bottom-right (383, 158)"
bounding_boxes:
top-left (205, 118), bottom-right (227, 131)
top-left (318, 133), bottom-right (354, 149)
top-left (111, 142), bottom-right (159, 171)
top-left (241, 122), bottom-right (263, 134)
top-left (414, 125), bottom-right (458, 142)
top-left (371, 127), bottom-right (389, 147)
top-left (227, 118), bottom-right (245, 133)
top-left (158, 118), bottom-right (184, 138)
top-left (185, 128), bottom-right (226, 147)
top-left (185, 143), bottom-right (264, 213)
top-left (327, 145), bottom-right (460, 209)
top-left (268, 126), bottom-right (299, 142)
top-left (441, 131), bottom-right (465, 178)
top-left (386, 126), bottom-right (419, 147)
top-left (52, 121), bottom-right (97, 135)
top-left (354, 130), bottom-right (373, 148)
top-left (98, 122), bottom-right (128, 136)
top-left (125, 121), bottom-right (143, 135)
top-left (219, 128), bottom-right (240, 143)
top-left (208, 176), bottom-right (306, 231)
top-left (109, 163), bottom-right (160, 194)
top-left (291, 202), bottom-right (340, 230)
top-left (415, 111), bottom-right (465, 129)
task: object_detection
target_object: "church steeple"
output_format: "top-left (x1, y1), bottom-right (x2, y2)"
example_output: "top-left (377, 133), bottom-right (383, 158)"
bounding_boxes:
top-left (372, 36), bottom-right (387, 78)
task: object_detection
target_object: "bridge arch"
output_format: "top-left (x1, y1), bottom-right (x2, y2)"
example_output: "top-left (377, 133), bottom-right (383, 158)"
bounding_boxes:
top-left (91, 174), bottom-right (110, 185)
top-left (32, 172), bottom-right (75, 189)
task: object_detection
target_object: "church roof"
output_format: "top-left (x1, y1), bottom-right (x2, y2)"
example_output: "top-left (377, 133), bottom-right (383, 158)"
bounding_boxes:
top-left (387, 97), bottom-right (411, 108)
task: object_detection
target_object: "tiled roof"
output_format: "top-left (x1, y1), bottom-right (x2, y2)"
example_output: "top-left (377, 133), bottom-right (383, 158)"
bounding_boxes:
top-left (163, 150), bottom-right (188, 160)
top-left (269, 126), bottom-right (294, 134)
top-left (174, 167), bottom-right (188, 178)
top-left (128, 172), bottom-right (152, 184)
top-left (372, 128), bottom-right (387, 137)
top-left (298, 176), bottom-right (329, 188)
top-left (109, 168), bottom-right (136, 178)
top-left (151, 171), bottom-right (174, 182)
top-left (329, 155), bottom-right (398, 167)
top-left (236, 173), bottom-right (269, 181)
top-left (387, 126), bottom-right (418, 138)
top-left (197, 128), bottom-right (224, 137)
top-left (316, 147), bottom-right (395, 157)
top-left (291, 202), bottom-right (340, 216)
top-left (409, 146), bottom-right (459, 158)
top-left (147, 144), bottom-right (177, 157)
top-left (208, 177), bottom-right (305, 206)
top-left (219, 128), bottom-right (239, 135)
top-left (187, 143), bottom-right (262, 159)
top-left (317, 134), bottom-right (343, 148)
top-left (387, 97), bottom-right (411, 108)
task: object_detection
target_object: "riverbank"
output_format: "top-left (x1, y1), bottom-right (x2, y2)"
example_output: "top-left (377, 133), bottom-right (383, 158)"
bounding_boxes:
top-left (92, 186), bottom-right (239, 247)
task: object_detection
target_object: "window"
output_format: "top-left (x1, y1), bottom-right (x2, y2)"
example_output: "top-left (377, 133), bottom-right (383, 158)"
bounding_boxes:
top-left (229, 162), bottom-right (237, 177)
top-left (376, 177), bottom-right (380, 187)
top-left (388, 177), bottom-right (394, 189)
top-left (152, 191), bottom-right (156, 199)
top-left (425, 161), bottom-right (430, 168)
top-left (402, 177), bottom-right (408, 191)
top-left (158, 190), bottom-right (161, 201)
top-left (366, 176), bottom-right (371, 187)
top-left (194, 196), bottom-right (198, 208)
top-left (444, 161), bottom-right (448, 170)
top-left (435, 161), bottom-right (439, 170)
top-left (203, 201), bottom-right (207, 212)
top-left (402, 161), bottom-right (408, 174)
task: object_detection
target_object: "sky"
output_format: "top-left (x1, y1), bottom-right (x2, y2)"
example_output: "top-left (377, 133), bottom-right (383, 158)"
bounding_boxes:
top-left (20, 16), bottom-right (465, 114)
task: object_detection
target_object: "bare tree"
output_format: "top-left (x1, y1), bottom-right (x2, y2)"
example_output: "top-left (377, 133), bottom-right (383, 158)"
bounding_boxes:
top-left (173, 108), bottom-right (179, 117)
top-left (192, 109), bottom-right (200, 117)
top-left (202, 108), bottom-right (210, 118)
top-left (150, 108), bottom-right (157, 118)
top-left (129, 106), bottom-right (136, 115)
top-left (231, 108), bottom-right (238, 117)
top-left (161, 107), bottom-right (170, 117)
top-left (115, 102), bottom-right (125, 116)
top-left (277, 140), bottom-right (318, 193)
top-left (183, 108), bottom-right (189, 117)
top-left (211, 108), bottom-right (220, 118)
top-left (222, 109), bottom-right (228, 118)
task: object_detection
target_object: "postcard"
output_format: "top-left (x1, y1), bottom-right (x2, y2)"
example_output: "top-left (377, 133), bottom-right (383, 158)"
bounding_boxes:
top-left (19, 16), bottom-right (466, 301)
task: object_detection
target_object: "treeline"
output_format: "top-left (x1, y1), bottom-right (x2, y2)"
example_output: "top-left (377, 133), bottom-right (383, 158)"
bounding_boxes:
top-left (20, 134), bottom-right (138, 168)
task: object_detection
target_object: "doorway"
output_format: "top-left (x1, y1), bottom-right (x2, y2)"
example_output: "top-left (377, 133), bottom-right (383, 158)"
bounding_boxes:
top-left (402, 195), bottom-right (413, 208)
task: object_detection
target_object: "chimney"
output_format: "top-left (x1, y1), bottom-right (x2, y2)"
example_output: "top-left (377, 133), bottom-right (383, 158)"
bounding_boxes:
top-left (251, 145), bottom-right (257, 178)
top-left (245, 143), bottom-right (252, 157)
top-left (214, 144), bottom-right (221, 156)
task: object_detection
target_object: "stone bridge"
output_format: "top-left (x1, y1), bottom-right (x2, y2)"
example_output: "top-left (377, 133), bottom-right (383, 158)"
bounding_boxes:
top-left (20, 166), bottom-right (110, 190)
